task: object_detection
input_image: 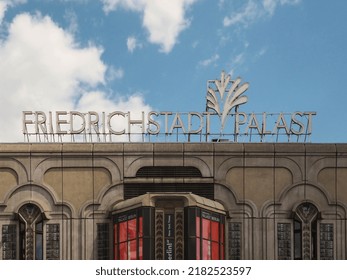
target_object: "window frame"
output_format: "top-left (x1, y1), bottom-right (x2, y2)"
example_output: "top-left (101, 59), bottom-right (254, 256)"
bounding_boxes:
top-left (113, 208), bottom-right (144, 260)
top-left (186, 207), bottom-right (225, 260)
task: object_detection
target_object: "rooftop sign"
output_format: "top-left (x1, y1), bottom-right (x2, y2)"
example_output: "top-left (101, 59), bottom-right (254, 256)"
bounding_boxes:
top-left (22, 71), bottom-right (316, 143)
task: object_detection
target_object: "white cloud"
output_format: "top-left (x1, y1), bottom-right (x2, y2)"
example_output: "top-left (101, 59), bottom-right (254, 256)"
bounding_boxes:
top-left (218, 0), bottom-right (225, 9)
top-left (101, 0), bottom-right (143, 13)
top-left (64, 9), bottom-right (78, 34)
top-left (199, 54), bottom-right (219, 67)
top-left (77, 91), bottom-right (151, 119)
top-left (0, 0), bottom-right (26, 24)
top-left (127, 36), bottom-right (136, 52)
top-left (75, 91), bottom-right (153, 141)
top-left (106, 65), bottom-right (124, 81)
top-left (0, 2), bottom-right (7, 24)
top-left (257, 46), bottom-right (267, 57)
top-left (0, 13), bottom-right (152, 142)
top-left (101, 0), bottom-right (197, 53)
top-left (224, 0), bottom-right (301, 27)
top-left (192, 40), bottom-right (198, 48)
top-left (224, 1), bottom-right (258, 27)
top-left (232, 53), bottom-right (245, 66)
top-left (262, 0), bottom-right (277, 16)
top-left (227, 52), bottom-right (246, 77)
top-left (126, 36), bottom-right (142, 53)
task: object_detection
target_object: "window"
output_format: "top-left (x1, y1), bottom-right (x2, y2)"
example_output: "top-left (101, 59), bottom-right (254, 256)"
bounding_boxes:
top-left (18, 203), bottom-right (43, 260)
top-left (46, 224), bottom-right (60, 260)
top-left (293, 202), bottom-right (318, 260)
top-left (277, 203), bottom-right (335, 260)
top-left (187, 208), bottom-right (225, 260)
top-left (2, 205), bottom-right (60, 260)
top-left (320, 223), bottom-right (334, 260)
top-left (294, 220), bottom-right (301, 259)
top-left (97, 223), bottom-right (109, 260)
top-left (113, 205), bottom-right (225, 260)
top-left (113, 209), bottom-right (143, 260)
top-left (112, 194), bottom-right (226, 260)
top-left (229, 222), bottom-right (242, 260)
top-left (277, 223), bottom-right (291, 260)
top-left (2, 225), bottom-right (16, 260)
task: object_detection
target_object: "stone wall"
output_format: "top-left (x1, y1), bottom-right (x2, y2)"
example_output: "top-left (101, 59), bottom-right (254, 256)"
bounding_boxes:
top-left (0, 143), bottom-right (346, 259)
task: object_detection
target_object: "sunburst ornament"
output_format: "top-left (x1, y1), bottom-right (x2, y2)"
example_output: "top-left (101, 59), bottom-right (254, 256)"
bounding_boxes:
top-left (206, 70), bottom-right (249, 132)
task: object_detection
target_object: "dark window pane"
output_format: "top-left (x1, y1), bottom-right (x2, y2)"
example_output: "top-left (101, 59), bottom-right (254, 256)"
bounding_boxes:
top-left (97, 223), bottom-right (109, 260)
top-left (220, 223), bottom-right (224, 244)
top-left (311, 220), bottom-right (317, 260)
top-left (114, 245), bottom-right (118, 260)
top-left (294, 220), bottom-right (301, 230)
top-left (35, 222), bottom-right (43, 260)
top-left (114, 224), bottom-right (118, 244)
top-left (294, 220), bottom-right (302, 259)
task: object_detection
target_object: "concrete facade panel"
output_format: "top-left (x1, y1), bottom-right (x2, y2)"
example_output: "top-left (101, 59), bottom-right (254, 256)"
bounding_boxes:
top-left (0, 143), bottom-right (346, 260)
top-left (0, 169), bottom-right (18, 200)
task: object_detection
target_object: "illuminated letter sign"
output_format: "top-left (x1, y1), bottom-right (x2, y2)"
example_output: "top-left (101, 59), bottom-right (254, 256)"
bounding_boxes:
top-left (22, 71), bottom-right (316, 143)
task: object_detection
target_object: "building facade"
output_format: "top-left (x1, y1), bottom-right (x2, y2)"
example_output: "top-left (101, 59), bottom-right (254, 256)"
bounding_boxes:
top-left (0, 142), bottom-right (345, 260)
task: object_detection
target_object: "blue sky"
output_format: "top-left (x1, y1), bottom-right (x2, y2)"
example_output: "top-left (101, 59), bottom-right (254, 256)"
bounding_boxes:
top-left (0, 0), bottom-right (346, 143)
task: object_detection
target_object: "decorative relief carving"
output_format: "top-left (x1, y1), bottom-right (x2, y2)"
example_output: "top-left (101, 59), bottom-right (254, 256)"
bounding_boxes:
top-left (155, 211), bottom-right (164, 260)
top-left (175, 211), bottom-right (184, 260)
top-left (25, 226), bottom-right (34, 260)
top-left (296, 203), bottom-right (318, 223)
top-left (295, 203), bottom-right (318, 260)
top-left (18, 204), bottom-right (41, 260)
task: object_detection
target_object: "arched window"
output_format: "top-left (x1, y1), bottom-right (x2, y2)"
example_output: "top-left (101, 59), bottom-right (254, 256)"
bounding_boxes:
top-left (277, 202), bottom-right (335, 260)
top-left (18, 203), bottom-right (43, 260)
top-left (2, 203), bottom-right (60, 260)
top-left (294, 202), bottom-right (318, 260)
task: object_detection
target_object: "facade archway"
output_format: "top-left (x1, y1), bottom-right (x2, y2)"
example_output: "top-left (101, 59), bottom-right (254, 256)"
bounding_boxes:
top-left (1, 183), bottom-right (72, 260)
top-left (264, 182), bottom-right (344, 260)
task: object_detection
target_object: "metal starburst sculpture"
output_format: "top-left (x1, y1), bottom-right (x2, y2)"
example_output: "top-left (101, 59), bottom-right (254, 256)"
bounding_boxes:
top-left (206, 70), bottom-right (249, 132)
